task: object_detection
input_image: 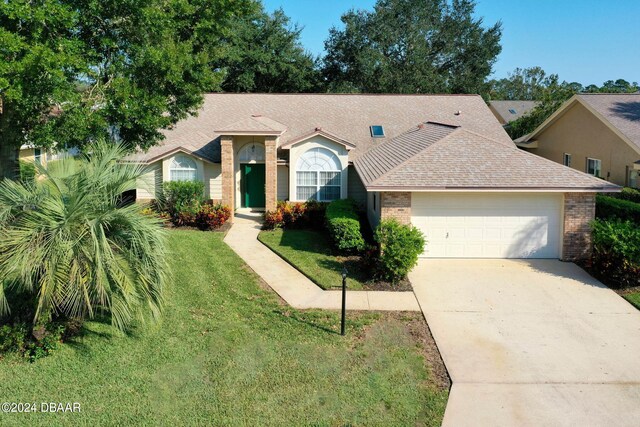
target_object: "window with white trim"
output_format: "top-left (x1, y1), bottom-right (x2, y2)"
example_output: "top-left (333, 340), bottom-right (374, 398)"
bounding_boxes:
top-left (296, 147), bottom-right (341, 201)
top-left (563, 153), bottom-right (571, 167)
top-left (586, 158), bottom-right (601, 177)
top-left (170, 155), bottom-right (197, 181)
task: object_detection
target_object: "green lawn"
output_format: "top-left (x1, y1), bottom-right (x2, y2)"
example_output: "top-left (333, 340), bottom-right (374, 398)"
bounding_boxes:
top-left (0, 229), bottom-right (447, 426)
top-left (258, 228), bottom-right (370, 290)
top-left (623, 291), bottom-right (640, 310)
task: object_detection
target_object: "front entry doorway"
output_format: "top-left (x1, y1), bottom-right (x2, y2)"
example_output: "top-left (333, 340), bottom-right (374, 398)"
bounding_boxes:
top-left (241, 163), bottom-right (266, 208)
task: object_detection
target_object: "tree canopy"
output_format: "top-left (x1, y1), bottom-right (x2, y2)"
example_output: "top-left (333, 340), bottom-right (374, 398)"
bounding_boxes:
top-left (489, 67), bottom-right (640, 138)
top-left (321, 0), bottom-right (502, 94)
top-left (219, 7), bottom-right (319, 93)
top-left (0, 0), bottom-right (257, 178)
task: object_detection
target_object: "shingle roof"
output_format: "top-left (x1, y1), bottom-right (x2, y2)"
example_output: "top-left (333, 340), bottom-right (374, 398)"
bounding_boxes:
top-left (215, 115), bottom-right (287, 134)
top-left (489, 100), bottom-right (539, 124)
top-left (125, 93), bottom-right (511, 163)
top-left (354, 122), bottom-right (619, 191)
top-left (576, 93), bottom-right (640, 152)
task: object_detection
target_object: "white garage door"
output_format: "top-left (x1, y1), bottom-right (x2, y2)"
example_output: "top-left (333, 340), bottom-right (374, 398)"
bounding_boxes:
top-left (411, 193), bottom-right (562, 259)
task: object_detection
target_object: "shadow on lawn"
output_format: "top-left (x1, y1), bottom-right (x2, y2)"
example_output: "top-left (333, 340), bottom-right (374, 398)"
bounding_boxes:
top-left (272, 308), bottom-right (339, 335)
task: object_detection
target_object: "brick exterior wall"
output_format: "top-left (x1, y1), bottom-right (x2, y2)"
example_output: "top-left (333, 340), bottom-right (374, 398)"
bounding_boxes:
top-left (265, 137), bottom-right (277, 211)
top-left (380, 192), bottom-right (411, 225)
top-left (221, 136), bottom-right (234, 220)
top-left (562, 192), bottom-right (596, 262)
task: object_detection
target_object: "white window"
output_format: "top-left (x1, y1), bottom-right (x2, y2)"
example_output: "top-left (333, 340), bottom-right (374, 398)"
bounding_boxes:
top-left (237, 143), bottom-right (265, 163)
top-left (170, 155), bottom-right (197, 181)
top-left (563, 153), bottom-right (571, 167)
top-left (34, 148), bottom-right (42, 165)
top-left (586, 158), bottom-right (601, 177)
top-left (296, 147), bottom-right (341, 201)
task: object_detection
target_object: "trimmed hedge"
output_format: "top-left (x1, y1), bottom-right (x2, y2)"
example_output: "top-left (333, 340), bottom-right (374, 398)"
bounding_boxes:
top-left (374, 219), bottom-right (425, 283)
top-left (325, 199), bottom-right (365, 252)
top-left (591, 219), bottom-right (640, 288)
top-left (618, 187), bottom-right (640, 204)
top-left (163, 180), bottom-right (205, 225)
top-left (596, 195), bottom-right (640, 223)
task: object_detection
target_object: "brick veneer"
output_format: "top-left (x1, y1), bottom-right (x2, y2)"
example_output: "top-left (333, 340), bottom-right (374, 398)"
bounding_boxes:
top-left (265, 137), bottom-right (277, 211)
top-left (221, 136), bottom-right (234, 220)
top-left (380, 192), bottom-right (411, 224)
top-left (561, 192), bottom-right (596, 262)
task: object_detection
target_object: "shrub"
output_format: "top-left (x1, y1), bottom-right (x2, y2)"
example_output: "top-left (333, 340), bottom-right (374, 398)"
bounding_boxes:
top-left (374, 219), bottom-right (425, 283)
top-left (19, 160), bottom-right (36, 183)
top-left (263, 209), bottom-right (285, 229)
top-left (163, 180), bottom-right (205, 225)
top-left (1, 322), bottom-right (67, 362)
top-left (195, 203), bottom-right (231, 230)
top-left (618, 187), bottom-right (640, 204)
top-left (262, 201), bottom-right (326, 230)
top-left (591, 219), bottom-right (640, 288)
top-left (325, 199), bottom-right (365, 252)
top-left (596, 195), bottom-right (640, 223)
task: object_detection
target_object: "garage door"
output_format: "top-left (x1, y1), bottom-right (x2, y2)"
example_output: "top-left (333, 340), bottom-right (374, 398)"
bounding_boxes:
top-left (411, 193), bottom-right (562, 258)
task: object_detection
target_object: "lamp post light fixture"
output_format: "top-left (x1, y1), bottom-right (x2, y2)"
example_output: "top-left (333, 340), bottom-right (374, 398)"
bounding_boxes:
top-left (341, 266), bottom-right (348, 336)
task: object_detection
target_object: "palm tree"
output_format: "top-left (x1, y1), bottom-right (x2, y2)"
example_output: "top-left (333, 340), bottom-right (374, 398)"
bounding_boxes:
top-left (0, 142), bottom-right (168, 331)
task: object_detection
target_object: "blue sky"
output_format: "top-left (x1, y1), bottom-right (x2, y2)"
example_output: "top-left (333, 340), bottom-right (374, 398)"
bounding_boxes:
top-left (262, 0), bottom-right (640, 85)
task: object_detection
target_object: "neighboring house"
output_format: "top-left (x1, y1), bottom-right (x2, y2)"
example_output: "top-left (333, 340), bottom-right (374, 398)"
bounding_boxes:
top-left (489, 100), bottom-right (539, 125)
top-left (19, 144), bottom-right (79, 166)
top-left (127, 93), bottom-right (618, 261)
top-left (515, 93), bottom-right (640, 188)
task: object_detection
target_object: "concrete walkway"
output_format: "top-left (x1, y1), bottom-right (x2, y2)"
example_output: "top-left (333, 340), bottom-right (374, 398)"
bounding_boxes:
top-left (410, 259), bottom-right (640, 427)
top-left (224, 212), bottom-right (420, 311)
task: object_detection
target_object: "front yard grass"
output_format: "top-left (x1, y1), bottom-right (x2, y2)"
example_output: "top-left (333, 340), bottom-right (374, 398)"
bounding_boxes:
top-left (258, 228), bottom-right (370, 290)
top-left (0, 229), bottom-right (447, 426)
top-left (621, 289), bottom-right (640, 310)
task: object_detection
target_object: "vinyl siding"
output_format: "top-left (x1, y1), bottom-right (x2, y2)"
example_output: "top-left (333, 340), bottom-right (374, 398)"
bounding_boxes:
top-left (348, 165), bottom-right (366, 208)
top-left (277, 165), bottom-right (289, 201)
top-left (204, 162), bottom-right (222, 200)
top-left (137, 161), bottom-right (162, 200)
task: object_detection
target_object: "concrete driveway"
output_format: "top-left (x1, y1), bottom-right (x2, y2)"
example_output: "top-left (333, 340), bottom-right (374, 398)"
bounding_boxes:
top-left (410, 259), bottom-right (640, 426)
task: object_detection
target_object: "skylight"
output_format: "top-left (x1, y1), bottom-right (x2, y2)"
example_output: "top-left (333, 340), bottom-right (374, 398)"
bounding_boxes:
top-left (370, 125), bottom-right (385, 138)
top-left (508, 109), bottom-right (517, 114)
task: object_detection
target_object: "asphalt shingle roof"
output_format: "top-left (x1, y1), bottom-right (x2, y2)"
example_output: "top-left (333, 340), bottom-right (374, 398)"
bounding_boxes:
top-left (125, 93), bottom-right (511, 163)
top-left (577, 93), bottom-right (640, 152)
top-left (489, 100), bottom-right (539, 124)
top-left (354, 122), bottom-right (619, 191)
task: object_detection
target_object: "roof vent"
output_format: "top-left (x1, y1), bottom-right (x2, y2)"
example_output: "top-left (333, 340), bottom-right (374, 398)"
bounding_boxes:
top-left (508, 109), bottom-right (517, 114)
top-left (454, 110), bottom-right (461, 116)
top-left (251, 114), bottom-right (262, 117)
top-left (315, 127), bottom-right (323, 132)
top-left (370, 125), bottom-right (385, 138)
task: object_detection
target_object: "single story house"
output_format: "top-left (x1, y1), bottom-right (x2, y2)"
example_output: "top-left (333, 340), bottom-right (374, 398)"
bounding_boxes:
top-left (515, 93), bottom-right (640, 188)
top-left (127, 93), bottom-right (618, 261)
top-left (488, 100), bottom-right (539, 125)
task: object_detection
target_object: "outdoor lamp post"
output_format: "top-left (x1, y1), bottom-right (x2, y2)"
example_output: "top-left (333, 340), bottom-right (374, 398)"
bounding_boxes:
top-left (341, 266), bottom-right (348, 336)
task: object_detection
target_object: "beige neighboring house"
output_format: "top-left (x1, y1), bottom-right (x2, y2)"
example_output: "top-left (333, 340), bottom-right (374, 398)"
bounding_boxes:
top-left (126, 93), bottom-right (619, 262)
top-left (19, 144), bottom-right (78, 167)
top-left (515, 93), bottom-right (640, 188)
top-left (489, 100), bottom-right (539, 125)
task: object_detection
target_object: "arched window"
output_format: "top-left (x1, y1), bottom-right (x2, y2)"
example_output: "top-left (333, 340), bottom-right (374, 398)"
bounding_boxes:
top-left (170, 155), bottom-right (197, 181)
top-left (238, 143), bottom-right (265, 163)
top-left (296, 148), bottom-right (341, 201)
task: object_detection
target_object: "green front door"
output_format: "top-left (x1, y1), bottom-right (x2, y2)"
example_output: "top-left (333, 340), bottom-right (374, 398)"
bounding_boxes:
top-left (242, 163), bottom-right (266, 208)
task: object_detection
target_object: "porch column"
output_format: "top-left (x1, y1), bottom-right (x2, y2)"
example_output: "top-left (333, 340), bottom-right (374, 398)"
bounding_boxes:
top-left (265, 136), bottom-right (277, 211)
top-left (221, 135), bottom-right (234, 220)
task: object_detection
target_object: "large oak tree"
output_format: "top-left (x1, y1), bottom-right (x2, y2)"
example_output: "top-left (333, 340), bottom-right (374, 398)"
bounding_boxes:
top-left (0, 0), bottom-right (257, 179)
top-left (321, 0), bottom-right (502, 94)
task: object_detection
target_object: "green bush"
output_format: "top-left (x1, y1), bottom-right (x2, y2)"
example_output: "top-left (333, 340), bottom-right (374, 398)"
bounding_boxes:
top-left (325, 199), bottom-right (365, 252)
top-left (374, 219), bottom-right (425, 283)
top-left (162, 180), bottom-right (205, 225)
top-left (591, 219), bottom-right (640, 288)
top-left (0, 322), bottom-right (66, 362)
top-left (19, 160), bottom-right (36, 183)
top-left (596, 195), bottom-right (640, 223)
top-left (618, 187), bottom-right (640, 204)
